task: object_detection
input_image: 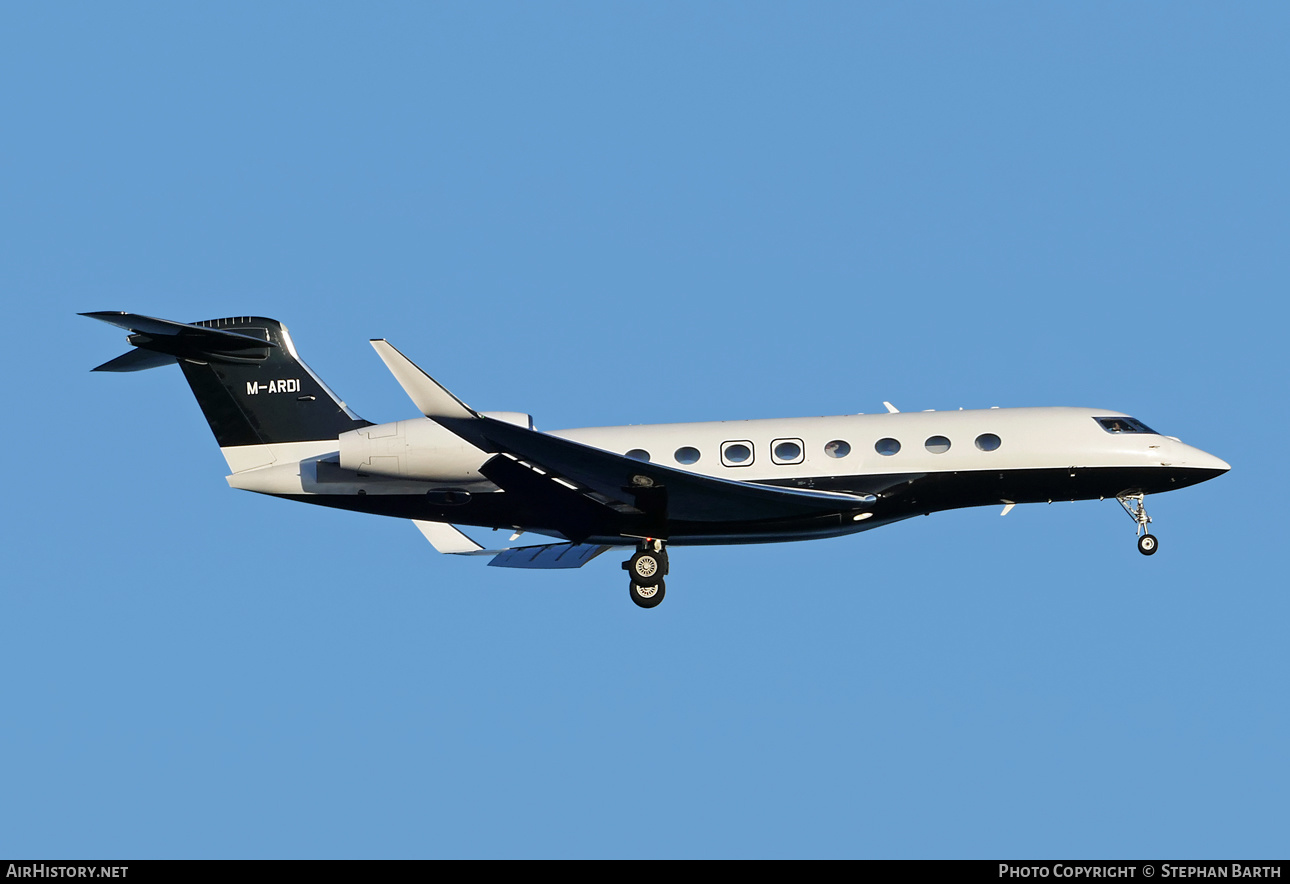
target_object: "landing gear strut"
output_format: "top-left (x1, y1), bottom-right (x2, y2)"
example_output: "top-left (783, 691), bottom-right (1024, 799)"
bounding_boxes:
top-left (1117, 493), bottom-right (1159, 556)
top-left (624, 540), bottom-right (669, 608)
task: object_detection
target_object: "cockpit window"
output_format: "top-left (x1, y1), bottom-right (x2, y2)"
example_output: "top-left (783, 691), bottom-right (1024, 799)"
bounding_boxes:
top-left (1095, 417), bottom-right (1158, 435)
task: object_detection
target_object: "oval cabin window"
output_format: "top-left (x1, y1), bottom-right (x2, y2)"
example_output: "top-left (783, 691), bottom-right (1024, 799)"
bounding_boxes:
top-left (674, 446), bottom-right (701, 465)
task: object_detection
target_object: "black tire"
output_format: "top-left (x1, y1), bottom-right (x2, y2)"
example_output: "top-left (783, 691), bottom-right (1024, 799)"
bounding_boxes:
top-left (1138, 534), bottom-right (1159, 556)
top-left (630, 579), bottom-right (665, 609)
top-left (628, 550), bottom-right (663, 586)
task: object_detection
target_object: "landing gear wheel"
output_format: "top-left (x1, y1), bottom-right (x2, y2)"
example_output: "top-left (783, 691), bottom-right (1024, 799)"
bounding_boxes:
top-left (630, 578), bottom-right (666, 609)
top-left (627, 549), bottom-right (666, 586)
top-left (1118, 494), bottom-right (1159, 557)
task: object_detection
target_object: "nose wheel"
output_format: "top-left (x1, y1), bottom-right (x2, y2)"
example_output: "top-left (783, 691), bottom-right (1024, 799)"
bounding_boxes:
top-left (1118, 493), bottom-right (1159, 556)
top-left (623, 540), bottom-right (669, 608)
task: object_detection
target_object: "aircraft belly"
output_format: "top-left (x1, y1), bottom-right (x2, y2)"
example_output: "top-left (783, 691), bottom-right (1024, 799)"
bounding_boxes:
top-left (269, 464), bottom-right (1222, 545)
top-left (768, 464), bottom-right (1224, 509)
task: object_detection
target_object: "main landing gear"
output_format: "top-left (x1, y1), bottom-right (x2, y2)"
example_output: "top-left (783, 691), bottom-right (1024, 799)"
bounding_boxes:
top-left (1117, 493), bottom-right (1159, 556)
top-left (623, 540), bottom-right (669, 608)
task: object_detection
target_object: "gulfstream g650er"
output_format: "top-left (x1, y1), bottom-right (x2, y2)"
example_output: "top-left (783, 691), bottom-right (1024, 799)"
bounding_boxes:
top-left (84, 312), bottom-right (1229, 608)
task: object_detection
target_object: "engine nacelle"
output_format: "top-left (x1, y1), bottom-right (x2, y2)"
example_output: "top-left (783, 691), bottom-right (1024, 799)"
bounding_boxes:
top-left (338, 418), bottom-right (492, 483)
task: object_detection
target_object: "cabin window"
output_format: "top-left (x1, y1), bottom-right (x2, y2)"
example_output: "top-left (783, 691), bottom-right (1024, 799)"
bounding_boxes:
top-left (625, 449), bottom-right (651, 462)
top-left (721, 441), bottom-right (754, 467)
top-left (771, 439), bottom-right (804, 465)
top-left (824, 440), bottom-right (851, 458)
top-left (1095, 417), bottom-right (1158, 435)
top-left (875, 438), bottom-right (901, 456)
top-left (925, 435), bottom-right (951, 454)
top-left (674, 446), bottom-right (701, 465)
top-left (974, 433), bottom-right (1002, 452)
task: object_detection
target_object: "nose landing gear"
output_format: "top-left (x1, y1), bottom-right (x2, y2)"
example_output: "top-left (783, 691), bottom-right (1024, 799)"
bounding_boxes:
top-left (623, 540), bottom-right (669, 608)
top-left (1117, 493), bottom-right (1159, 556)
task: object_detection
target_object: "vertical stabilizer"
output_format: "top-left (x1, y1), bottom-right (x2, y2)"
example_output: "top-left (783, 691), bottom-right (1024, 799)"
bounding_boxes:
top-left (82, 312), bottom-right (371, 448)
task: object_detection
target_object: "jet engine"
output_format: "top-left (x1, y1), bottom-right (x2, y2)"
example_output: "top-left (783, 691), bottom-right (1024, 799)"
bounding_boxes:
top-left (337, 412), bottom-right (533, 484)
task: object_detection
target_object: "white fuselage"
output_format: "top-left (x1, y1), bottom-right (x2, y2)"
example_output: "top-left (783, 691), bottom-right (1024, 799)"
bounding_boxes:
top-left (221, 405), bottom-right (1228, 546)
top-left (556, 407), bottom-right (1227, 483)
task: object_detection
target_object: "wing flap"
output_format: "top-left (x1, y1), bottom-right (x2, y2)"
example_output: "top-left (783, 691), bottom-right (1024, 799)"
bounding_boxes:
top-left (487, 543), bottom-right (614, 570)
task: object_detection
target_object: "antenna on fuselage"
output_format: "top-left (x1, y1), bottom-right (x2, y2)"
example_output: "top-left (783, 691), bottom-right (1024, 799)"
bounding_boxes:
top-left (883, 401), bottom-right (900, 413)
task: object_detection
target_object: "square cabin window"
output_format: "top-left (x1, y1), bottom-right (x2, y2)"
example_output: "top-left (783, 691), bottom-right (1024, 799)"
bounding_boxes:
top-left (721, 440), bottom-right (755, 467)
top-left (771, 438), bottom-right (804, 465)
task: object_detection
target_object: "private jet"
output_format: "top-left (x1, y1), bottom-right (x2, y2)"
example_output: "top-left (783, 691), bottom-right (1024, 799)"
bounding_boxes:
top-left (83, 312), bottom-right (1230, 608)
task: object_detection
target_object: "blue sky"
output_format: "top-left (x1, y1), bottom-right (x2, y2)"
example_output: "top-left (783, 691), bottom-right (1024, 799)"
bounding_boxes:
top-left (2, 2), bottom-right (1286, 858)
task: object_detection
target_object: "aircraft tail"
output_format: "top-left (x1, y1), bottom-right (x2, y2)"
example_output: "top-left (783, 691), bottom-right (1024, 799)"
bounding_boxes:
top-left (82, 312), bottom-right (371, 449)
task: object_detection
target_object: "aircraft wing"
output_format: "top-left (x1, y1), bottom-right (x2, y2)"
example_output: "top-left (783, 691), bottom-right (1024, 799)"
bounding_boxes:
top-left (486, 542), bottom-right (615, 569)
top-left (412, 520), bottom-right (616, 569)
top-left (466, 417), bottom-right (869, 523)
top-left (374, 341), bottom-right (873, 531)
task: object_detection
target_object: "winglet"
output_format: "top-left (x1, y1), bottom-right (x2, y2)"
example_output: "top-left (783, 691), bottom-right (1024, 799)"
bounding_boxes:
top-left (370, 339), bottom-right (478, 420)
top-left (412, 520), bottom-right (485, 554)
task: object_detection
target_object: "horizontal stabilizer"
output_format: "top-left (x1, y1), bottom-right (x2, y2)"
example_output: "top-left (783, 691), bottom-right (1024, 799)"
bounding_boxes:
top-left (92, 348), bottom-right (179, 372)
top-left (488, 543), bottom-right (614, 570)
top-left (80, 312), bottom-right (279, 354)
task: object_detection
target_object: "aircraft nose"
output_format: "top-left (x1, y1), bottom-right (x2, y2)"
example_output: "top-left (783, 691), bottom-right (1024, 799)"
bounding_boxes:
top-left (1179, 443), bottom-right (1230, 474)
top-left (1196, 450), bottom-right (1231, 473)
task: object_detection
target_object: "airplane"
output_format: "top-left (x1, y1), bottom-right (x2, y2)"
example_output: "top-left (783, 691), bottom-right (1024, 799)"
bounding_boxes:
top-left (83, 311), bottom-right (1231, 608)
